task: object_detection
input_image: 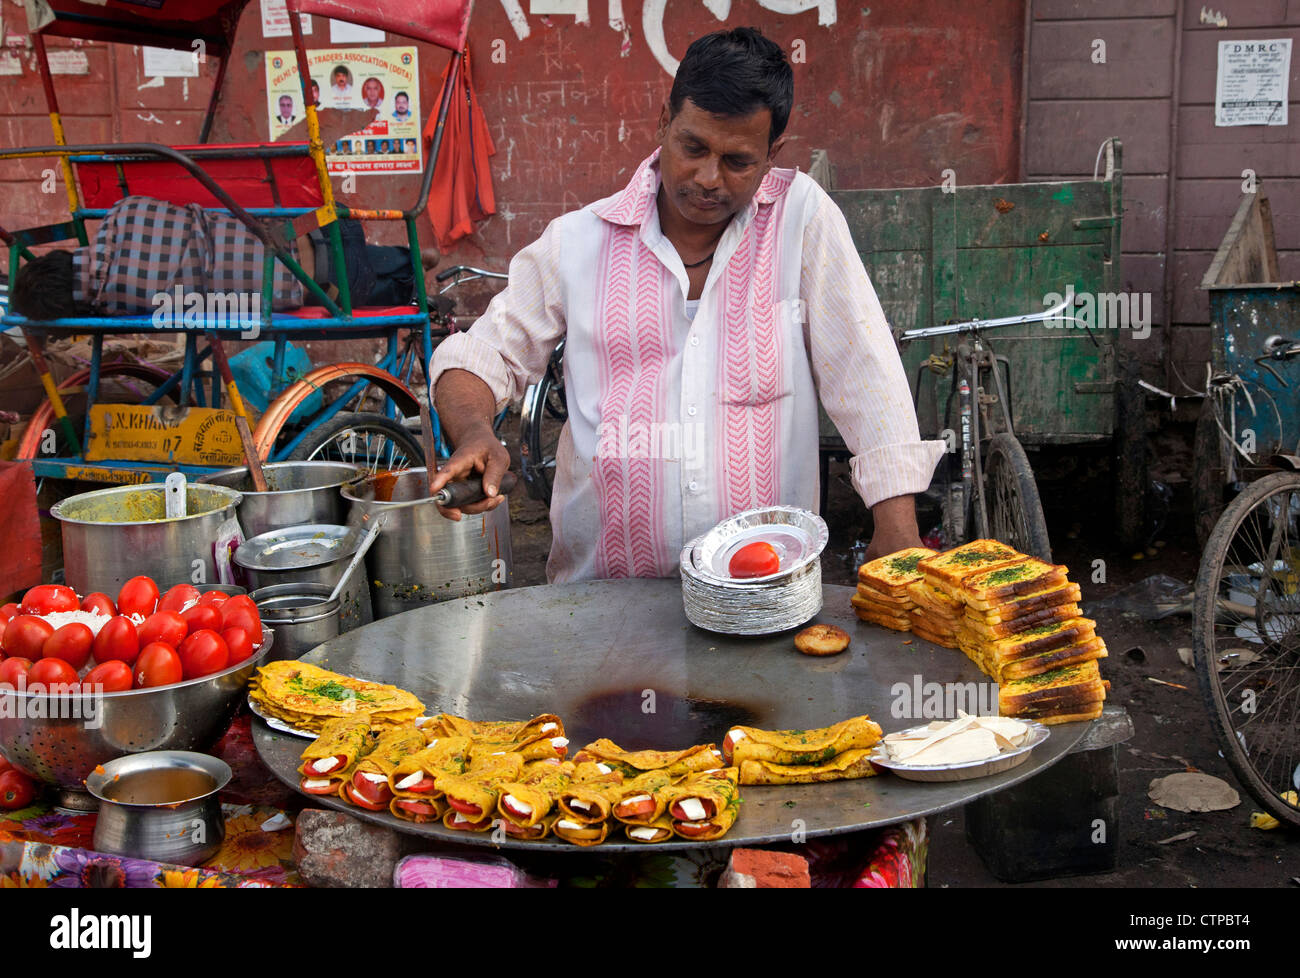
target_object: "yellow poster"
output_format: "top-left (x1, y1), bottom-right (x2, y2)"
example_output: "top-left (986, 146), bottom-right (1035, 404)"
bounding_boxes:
top-left (265, 46), bottom-right (422, 175)
top-left (87, 405), bottom-right (244, 467)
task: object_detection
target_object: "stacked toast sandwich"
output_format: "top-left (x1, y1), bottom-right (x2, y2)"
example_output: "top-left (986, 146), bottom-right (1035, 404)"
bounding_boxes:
top-left (852, 547), bottom-right (937, 634)
top-left (854, 540), bottom-right (1109, 725)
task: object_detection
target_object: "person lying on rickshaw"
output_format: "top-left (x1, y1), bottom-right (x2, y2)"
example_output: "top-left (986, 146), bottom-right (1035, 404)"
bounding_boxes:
top-left (9, 194), bottom-right (434, 321)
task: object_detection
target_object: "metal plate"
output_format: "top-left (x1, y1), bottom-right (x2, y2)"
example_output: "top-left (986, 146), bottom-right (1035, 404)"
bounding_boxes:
top-left (234, 524), bottom-right (359, 573)
top-left (252, 579), bottom-right (1091, 853)
top-left (869, 719), bottom-right (1050, 781)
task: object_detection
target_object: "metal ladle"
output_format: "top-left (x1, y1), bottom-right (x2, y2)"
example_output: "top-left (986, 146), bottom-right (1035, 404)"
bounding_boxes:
top-left (327, 514), bottom-right (386, 605)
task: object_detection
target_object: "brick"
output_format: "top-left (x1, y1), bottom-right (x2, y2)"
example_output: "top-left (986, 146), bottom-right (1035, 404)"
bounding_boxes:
top-left (718, 848), bottom-right (811, 889)
top-left (292, 808), bottom-right (407, 888)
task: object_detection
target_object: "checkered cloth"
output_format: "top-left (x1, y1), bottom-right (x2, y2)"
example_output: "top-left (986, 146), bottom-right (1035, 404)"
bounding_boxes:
top-left (73, 196), bottom-right (304, 315)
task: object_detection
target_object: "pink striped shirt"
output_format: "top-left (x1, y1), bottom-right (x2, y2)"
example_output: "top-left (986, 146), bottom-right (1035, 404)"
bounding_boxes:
top-left (430, 150), bottom-right (944, 584)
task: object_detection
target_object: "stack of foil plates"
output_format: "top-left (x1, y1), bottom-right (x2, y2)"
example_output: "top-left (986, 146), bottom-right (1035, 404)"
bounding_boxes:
top-left (680, 506), bottom-right (828, 635)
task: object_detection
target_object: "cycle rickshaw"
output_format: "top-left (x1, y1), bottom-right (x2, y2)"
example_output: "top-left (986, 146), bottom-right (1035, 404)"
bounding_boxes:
top-left (0, 0), bottom-right (481, 482)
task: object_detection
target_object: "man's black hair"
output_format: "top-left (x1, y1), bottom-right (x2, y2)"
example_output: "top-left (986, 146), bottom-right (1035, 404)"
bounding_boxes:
top-left (11, 250), bottom-right (80, 321)
top-left (668, 27), bottom-right (794, 145)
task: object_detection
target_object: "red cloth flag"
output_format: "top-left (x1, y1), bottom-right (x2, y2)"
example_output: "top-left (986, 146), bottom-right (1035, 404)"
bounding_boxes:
top-left (424, 49), bottom-right (496, 250)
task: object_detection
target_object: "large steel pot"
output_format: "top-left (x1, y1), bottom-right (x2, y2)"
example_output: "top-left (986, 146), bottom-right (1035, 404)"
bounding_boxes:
top-left (0, 638), bottom-right (272, 808)
top-left (51, 483), bottom-right (244, 595)
top-left (343, 468), bottom-right (512, 618)
top-left (250, 582), bottom-right (340, 661)
top-left (234, 524), bottom-right (373, 631)
top-left (199, 461), bottom-right (362, 538)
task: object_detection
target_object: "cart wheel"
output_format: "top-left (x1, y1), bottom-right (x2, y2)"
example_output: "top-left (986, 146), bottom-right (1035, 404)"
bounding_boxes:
top-left (1113, 355), bottom-right (1147, 551)
top-left (982, 433), bottom-right (1052, 560)
top-left (16, 362), bottom-right (181, 461)
top-left (1193, 397), bottom-right (1230, 551)
top-left (287, 412), bottom-right (424, 471)
top-left (520, 378), bottom-right (561, 506)
top-left (1193, 470), bottom-right (1300, 829)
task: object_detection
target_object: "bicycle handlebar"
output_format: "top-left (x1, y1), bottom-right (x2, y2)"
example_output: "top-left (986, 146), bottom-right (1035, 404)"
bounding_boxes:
top-left (435, 264), bottom-right (509, 284)
top-left (897, 296), bottom-right (1083, 342)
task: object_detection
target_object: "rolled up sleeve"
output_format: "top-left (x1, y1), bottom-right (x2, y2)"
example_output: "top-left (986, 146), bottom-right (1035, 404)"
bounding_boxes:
top-left (799, 192), bottom-right (945, 509)
top-left (429, 218), bottom-right (567, 413)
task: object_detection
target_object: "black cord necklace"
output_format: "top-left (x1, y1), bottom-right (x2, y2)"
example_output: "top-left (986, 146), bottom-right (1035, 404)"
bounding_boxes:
top-left (683, 251), bottom-right (715, 269)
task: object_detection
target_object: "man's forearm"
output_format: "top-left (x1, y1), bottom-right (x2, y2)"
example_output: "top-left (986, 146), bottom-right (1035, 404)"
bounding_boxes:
top-left (434, 368), bottom-right (498, 446)
top-left (865, 494), bottom-right (922, 560)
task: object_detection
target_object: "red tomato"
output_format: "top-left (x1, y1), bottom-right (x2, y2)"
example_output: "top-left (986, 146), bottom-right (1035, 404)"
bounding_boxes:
top-left (300, 777), bottom-right (342, 796)
top-left (673, 820), bottom-right (715, 838)
top-left (80, 592), bottom-right (117, 617)
top-left (615, 797), bottom-right (657, 818)
top-left (2, 616), bottom-right (54, 660)
top-left (0, 619), bottom-right (6, 650)
top-left (29, 656), bottom-right (79, 690)
top-left (41, 622), bottom-right (94, 670)
top-left (348, 771), bottom-right (392, 808)
top-left (158, 583), bottom-right (201, 614)
top-left (220, 600), bottom-right (263, 646)
top-left (180, 604), bottom-right (223, 635)
top-left (137, 611), bottom-right (187, 649)
top-left (82, 660), bottom-right (134, 693)
top-left (221, 626), bottom-right (255, 665)
top-left (93, 615), bottom-right (141, 667)
top-left (197, 590), bottom-right (230, 609)
top-left (446, 797), bottom-right (483, 818)
top-left (0, 603), bottom-right (20, 623)
top-left (0, 770), bottom-right (35, 810)
top-left (20, 584), bottom-right (79, 616)
top-left (0, 658), bottom-right (33, 689)
top-left (670, 798), bottom-right (716, 821)
top-left (134, 643), bottom-right (183, 688)
top-left (728, 541), bottom-right (781, 579)
top-left (178, 629), bottom-right (228, 680)
top-left (116, 576), bottom-right (160, 618)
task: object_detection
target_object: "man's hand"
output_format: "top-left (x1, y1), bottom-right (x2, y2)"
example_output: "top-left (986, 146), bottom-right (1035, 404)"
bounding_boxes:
top-left (431, 368), bottom-right (510, 521)
top-left (863, 494), bottom-right (923, 561)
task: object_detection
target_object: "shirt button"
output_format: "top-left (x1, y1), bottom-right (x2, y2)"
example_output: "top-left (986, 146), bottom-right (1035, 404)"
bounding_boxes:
top-left (687, 405), bottom-right (697, 417)
top-left (688, 481), bottom-right (699, 493)
top-left (690, 335), bottom-right (700, 346)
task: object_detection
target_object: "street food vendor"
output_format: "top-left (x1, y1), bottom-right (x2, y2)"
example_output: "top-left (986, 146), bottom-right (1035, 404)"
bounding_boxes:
top-left (429, 27), bottom-right (944, 583)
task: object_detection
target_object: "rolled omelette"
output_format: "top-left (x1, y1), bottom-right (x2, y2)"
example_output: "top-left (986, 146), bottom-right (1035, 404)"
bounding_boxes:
top-left (737, 748), bottom-right (879, 785)
top-left (553, 817), bottom-right (610, 847)
top-left (497, 761), bottom-right (576, 827)
top-left (502, 812), bottom-right (558, 841)
top-left (611, 770), bottom-right (675, 825)
top-left (558, 771), bottom-right (624, 824)
top-left (666, 768), bottom-right (741, 842)
top-left (723, 715), bottom-right (884, 766)
top-left (439, 752), bottom-right (526, 821)
top-left (388, 793), bottom-right (447, 824)
top-left (443, 807), bottom-right (496, 832)
top-left (297, 715), bottom-right (374, 794)
top-left (573, 739), bottom-right (723, 779)
top-left (387, 736), bottom-right (471, 800)
top-left (339, 725), bottom-right (426, 809)
top-left (624, 814), bottom-right (675, 844)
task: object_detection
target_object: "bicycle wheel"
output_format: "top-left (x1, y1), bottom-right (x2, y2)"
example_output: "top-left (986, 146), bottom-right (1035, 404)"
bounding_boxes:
top-left (981, 433), bottom-right (1052, 560)
top-left (520, 372), bottom-right (562, 505)
top-left (1193, 397), bottom-right (1230, 551)
top-left (287, 412), bottom-right (425, 472)
top-left (1194, 470), bottom-right (1300, 829)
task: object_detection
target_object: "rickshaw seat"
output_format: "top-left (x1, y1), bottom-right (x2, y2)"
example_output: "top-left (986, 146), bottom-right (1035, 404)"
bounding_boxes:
top-left (75, 143), bottom-right (324, 211)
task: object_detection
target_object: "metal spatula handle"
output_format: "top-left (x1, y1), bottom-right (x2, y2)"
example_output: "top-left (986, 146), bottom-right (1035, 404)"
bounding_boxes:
top-left (433, 471), bottom-right (517, 508)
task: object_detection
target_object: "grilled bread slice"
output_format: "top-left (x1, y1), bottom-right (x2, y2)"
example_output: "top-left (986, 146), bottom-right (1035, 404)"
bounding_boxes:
top-left (979, 617), bottom-right (1098, 662)
top-left (998, 661), bottom-right (1106, 714)
top-left (855, 584), bottom-right (913, 608)
top-left (854, 607), bottom-right (912, 631)
top-left (996, 637), bottom-right (1108, 681)
top-left (1010, 701), bottom-right (1105, 725)
top-left (959, 558), bottom-right (1070, 605)
top-left (852, 593), bottom-right (916, 618)
top-left (961, 602), bottom-right (1083, 640)
top-left (918, 540), bottom-right (1025, 597)
top-left (965, 580), bottom-right (1082, 616)
top-left (907, 579), bottom-right (964, 615)
top-left (857, 547), bottom-right (937, 596)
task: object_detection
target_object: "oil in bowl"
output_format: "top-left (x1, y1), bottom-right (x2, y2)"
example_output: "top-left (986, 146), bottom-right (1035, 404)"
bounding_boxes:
top-left (100, 767), bottom-right (218, 806)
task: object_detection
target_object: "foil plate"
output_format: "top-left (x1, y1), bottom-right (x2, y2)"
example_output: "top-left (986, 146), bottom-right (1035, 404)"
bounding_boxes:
top-left (693, 506), bottom-right (828, 585)
top-left (869, 719), bottom-right (1050, 782)
top-left (234, 524), bottom-right (359, 573)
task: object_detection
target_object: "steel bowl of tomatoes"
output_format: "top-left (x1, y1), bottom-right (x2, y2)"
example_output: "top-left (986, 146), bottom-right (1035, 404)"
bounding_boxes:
top-left (0, 578), bottom-right (273, 801)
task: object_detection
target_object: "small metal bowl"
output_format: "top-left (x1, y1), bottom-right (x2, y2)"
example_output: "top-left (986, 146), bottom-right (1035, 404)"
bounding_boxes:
top-left (869, 719), bottom-right (1050, 782)
top-left (86, 750), bottom-right (230, 866)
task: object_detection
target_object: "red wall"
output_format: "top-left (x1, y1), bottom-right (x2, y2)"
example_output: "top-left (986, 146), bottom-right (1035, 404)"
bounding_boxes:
top-left (1, 1), bottom-right (1024, 271)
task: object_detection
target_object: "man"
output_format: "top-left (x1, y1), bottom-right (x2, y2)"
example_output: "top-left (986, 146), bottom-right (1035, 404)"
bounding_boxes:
top-left (392, 92), bottom-right (412, 122)
top-left (429, 28), bottom-right (943, 582)
top-left (276, 94), bottom-right (296, 125)
top-left (362, 77), bottom-right (385, 110)
top-left (9, 196), bottom-right (424, 320)
top-left (330, 65), bottom-right (353, 100)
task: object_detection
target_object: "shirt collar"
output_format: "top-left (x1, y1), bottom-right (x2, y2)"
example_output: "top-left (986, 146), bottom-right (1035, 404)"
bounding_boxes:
top-left (593, 147), bottom-right (799, 229)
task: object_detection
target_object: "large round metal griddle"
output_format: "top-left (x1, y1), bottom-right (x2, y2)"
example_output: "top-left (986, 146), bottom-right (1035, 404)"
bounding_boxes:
top-left (253, 579), bottom-right (1090, 852)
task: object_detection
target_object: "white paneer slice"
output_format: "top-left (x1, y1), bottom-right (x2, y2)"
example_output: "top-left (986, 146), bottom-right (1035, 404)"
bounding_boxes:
top-left (310, 756), bottom-right (340, 774)
top-left (359, 771), bottom-right (389, 785)
top-left (596, 763), bottom-right (612, 774)
top-left (540, 722), bottom-right (559, 733)
top-left (620, 794), bottom-right (653, 806)
top-left (568, 798), bottom-right (593, 812)
top-left (302, 778), bottom-right (333, 790)
top-left (556, 819), bottom-right (587, 832)
top-left (628, 826), bottom-right (660, 841)
top-left (394, 771), bottom-right (425, 790)
top-left (502, 794), bottom-right (532, 816)
top-left (676, 797), bottom-right (708, 821)
top-left (729, 729), bottom-right (747, 744)
top-left (550, 737), bottom-right (568, 749)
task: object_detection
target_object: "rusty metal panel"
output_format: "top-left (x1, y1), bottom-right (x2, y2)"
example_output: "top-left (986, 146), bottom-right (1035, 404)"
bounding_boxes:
top-left (1036, 0), bottom-right (1175, 17)
top-left (1026, 100), bottom-right (1170, 175)
top-left (1121, 175), bottom-right (1170, 253)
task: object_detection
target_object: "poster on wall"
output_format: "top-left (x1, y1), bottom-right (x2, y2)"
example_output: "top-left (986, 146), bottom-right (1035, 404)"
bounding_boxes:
top-left (1215, 39), bottom-right (1292, 126)
top-left (264, 46), bottom-right (421, 174)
